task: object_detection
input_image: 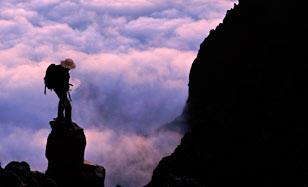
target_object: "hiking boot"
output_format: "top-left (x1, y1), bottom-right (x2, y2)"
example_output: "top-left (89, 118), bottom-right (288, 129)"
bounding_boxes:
top-left (53, 117), bottom-right (65, 122)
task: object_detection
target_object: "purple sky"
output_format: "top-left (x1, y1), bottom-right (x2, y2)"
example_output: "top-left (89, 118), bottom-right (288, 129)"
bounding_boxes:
top-left (0, 0), bottom-right (236, 186)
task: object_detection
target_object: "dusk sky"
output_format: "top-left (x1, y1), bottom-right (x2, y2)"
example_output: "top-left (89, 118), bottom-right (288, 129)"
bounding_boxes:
top-left (0, 0), bottom-right (236, 186)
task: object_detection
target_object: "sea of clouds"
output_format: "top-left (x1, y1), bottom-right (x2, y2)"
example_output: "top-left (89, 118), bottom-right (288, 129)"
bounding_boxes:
top-left (0, 0), bottom-right (236, 186)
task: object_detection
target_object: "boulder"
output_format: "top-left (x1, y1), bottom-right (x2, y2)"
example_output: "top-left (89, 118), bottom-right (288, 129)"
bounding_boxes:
top-left (0, 161), bottom-right (56, 187)
top-left (82, 163), bottom-right (106, 187)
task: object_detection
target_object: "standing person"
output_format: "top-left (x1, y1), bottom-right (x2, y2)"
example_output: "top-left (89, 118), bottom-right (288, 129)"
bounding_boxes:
top-left (44, 58), bottom-right (76, 123)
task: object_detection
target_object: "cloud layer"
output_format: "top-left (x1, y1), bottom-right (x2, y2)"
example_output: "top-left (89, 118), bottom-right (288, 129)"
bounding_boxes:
top-left (0, 0), bottom-right (236, 186)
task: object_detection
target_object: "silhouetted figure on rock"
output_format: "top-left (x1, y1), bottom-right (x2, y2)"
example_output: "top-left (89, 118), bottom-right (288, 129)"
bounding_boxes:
top-left (44, 58), bottom-right (76, 123)
top-left (44, 58), bottom-right (105, 186)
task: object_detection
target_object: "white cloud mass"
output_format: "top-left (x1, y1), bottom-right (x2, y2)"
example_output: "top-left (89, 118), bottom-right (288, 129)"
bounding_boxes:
top-left (0, 0), bottom-right (236, 186)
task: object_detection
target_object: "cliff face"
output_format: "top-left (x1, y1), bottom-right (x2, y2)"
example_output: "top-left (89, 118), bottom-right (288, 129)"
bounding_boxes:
top-left (147, 1), bottom-right (308, 186)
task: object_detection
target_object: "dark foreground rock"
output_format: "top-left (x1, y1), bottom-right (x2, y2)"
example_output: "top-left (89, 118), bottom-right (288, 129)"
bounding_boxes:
top-left (0, 121), bottom-right (105, 187)
top-left (0, 161), bottom-right (56, 187)
top-left (147, 1), bottom-right (308, 187)
top-left (46, 120), bottom-right (105, 187)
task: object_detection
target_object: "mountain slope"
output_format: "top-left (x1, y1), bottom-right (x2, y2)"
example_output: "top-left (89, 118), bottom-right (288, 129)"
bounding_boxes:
top-left (147, 1), bottom-right (308, 186)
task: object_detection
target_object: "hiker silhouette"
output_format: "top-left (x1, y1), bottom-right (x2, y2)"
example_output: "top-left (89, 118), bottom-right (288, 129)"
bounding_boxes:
top-left (44, 58), bottom-right (76, 123)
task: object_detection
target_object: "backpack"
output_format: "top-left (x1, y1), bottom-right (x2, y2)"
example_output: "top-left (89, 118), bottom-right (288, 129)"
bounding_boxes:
top-left (44, 64), bottom-right (57, 94)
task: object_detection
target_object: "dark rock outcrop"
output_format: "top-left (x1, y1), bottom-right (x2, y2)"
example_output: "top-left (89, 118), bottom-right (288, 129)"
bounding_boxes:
top-left (147, 1), bottom-right (308, 187)
top-left (45, 120), bottom-right (105, 187)
top-left (0, 121), bottom-right (105, 187)
top-left (0, 161), bottom-right (56, 187)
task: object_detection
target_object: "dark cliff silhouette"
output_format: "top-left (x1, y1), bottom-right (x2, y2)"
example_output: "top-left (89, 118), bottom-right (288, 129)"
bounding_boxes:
top-left (147, 1), bottom-right (308, 186)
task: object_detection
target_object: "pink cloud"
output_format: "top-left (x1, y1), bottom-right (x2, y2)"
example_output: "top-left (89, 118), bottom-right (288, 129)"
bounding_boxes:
top-left (0, 1), bottom-right (237, 186)
top-left (85, 128), bottom-right (182, 186)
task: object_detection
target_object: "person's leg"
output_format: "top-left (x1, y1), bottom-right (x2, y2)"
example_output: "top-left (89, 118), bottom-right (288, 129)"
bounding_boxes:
top-left (55, 89), bottom-right (72, 122)
top-left (64, 96), bottom-right (72, 122)
top-left (54, 89), bottom-right (65, 120)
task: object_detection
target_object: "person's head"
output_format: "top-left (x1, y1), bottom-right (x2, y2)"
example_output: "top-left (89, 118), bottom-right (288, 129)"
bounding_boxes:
top-left (60, 58), bottom-right (76, 70)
